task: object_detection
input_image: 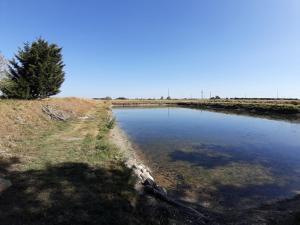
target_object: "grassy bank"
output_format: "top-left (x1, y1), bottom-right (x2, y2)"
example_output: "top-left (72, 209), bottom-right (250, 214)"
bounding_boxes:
top-left (0, 98), bottom-right (150, 225)
top-left (177, 100), bottom-right (300, 115)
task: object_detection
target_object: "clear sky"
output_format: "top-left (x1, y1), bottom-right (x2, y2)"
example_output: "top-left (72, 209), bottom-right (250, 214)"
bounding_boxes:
top-left (0, 0), bottom-right (299, 99)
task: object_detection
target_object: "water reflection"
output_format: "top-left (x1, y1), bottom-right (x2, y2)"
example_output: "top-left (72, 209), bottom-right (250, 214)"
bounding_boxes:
top-left (113, 107), bottom-right (300, 210)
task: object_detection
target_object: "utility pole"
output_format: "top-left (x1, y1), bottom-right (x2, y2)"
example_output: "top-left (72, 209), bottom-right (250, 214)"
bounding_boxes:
top-left (201, 90), bottom-right (203, 99)
top-left (210, 91), bottom-right (211, 99)
top-left (277, 89), bottom-right (279, 99)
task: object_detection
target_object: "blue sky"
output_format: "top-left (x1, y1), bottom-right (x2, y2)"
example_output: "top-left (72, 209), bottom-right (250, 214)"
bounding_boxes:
top-left (0, 0), bottom-right (299, 98)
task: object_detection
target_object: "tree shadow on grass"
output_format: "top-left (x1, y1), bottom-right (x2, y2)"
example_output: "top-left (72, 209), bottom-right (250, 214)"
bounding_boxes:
top-left (2, 157), bottom-right (298, 225)
top-left (0, 158), bottom-right (144, 225)
top-left (0, 157), bottom-right (20, 175)
top-left (0, 157), bottom-right (220, 225)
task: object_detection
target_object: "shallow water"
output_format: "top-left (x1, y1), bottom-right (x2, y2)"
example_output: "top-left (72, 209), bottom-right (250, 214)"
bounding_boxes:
top-left (113, 107), bottom-right (300, 210)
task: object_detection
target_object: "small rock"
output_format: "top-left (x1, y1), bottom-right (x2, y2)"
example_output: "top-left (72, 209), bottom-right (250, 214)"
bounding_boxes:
top-left (136, 165), bottom-right (143, 171)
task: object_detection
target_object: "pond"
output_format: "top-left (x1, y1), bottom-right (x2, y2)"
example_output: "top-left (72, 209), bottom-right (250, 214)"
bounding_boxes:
top-left (113, 107), bottom-right (300, 211)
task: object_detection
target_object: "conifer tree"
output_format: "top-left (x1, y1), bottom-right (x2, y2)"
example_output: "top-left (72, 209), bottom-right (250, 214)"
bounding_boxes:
top-left (0, 38), bottom-right (65, 99)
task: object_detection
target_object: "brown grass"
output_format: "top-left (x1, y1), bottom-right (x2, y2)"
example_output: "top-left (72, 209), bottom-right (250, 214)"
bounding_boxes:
top-left (0, 98), bottom-right (97, 159)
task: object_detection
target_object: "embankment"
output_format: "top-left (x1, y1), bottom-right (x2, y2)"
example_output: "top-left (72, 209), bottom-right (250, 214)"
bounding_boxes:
top-left (0, 98), bottom-right (155, 225)
top-left (112, 99), bottom-right (300, 119)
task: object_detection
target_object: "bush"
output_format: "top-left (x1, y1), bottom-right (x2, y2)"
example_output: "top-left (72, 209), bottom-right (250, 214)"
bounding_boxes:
top-left (0, 38), bottom-right (65, 99)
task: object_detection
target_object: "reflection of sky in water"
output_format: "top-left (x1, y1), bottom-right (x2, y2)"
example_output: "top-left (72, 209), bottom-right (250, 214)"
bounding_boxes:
top-left (113, 107), bottom-right (300, 209)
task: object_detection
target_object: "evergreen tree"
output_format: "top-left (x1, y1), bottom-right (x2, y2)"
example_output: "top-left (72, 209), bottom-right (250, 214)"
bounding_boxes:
top-left (0, 38), bottom-right (65, 99)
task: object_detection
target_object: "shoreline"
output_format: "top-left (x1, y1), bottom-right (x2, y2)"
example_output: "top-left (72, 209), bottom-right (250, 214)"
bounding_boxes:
top-left (109, 124), bottom-right (212, 223)
top-left (109, 125), bottom-right (154, 189)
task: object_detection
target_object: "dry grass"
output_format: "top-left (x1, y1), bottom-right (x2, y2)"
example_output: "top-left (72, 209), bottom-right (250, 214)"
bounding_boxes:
top-left (0, 98), bottom-right (97, 160)
top-left (44, 97), bottom-right (97, 115)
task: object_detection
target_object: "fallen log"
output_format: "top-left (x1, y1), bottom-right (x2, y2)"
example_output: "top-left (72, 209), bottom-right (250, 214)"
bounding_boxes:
top-left (143, 178), bottom-right (211, 225)
top-left (42, 105), bottom-right (70, 121)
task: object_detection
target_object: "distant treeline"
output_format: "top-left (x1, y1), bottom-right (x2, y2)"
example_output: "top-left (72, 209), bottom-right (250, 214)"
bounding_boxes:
top-left (94, 97), bottom-right (299, 101)
top-left (230, 97), bottom-right (299, 100)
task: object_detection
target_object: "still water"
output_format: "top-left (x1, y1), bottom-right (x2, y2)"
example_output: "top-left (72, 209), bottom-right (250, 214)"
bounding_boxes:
top-left (113, 107), bottom-right (300, 210)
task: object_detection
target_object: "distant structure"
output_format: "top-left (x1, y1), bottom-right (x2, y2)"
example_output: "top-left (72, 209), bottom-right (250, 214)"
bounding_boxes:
top-left (167, 88), bottom-right (171, 100)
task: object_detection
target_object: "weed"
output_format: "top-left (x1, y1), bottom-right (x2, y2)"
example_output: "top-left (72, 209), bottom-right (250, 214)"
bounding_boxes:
top-left (107, 116), bottom-right (116, 129)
